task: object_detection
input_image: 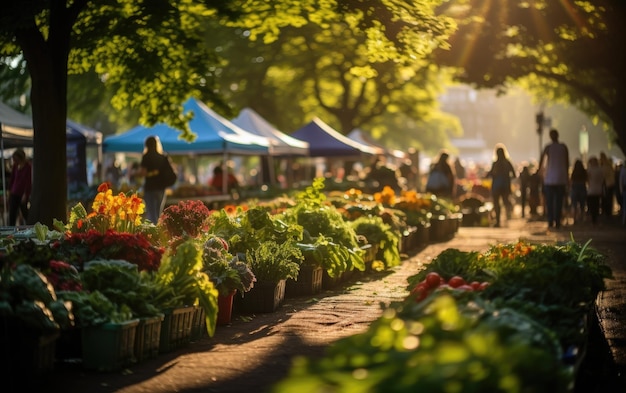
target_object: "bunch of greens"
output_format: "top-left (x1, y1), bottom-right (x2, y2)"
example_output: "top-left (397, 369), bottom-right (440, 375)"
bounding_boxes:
top-left (278, 178), bottom-right (365, 276)
top-left (0, 262), bottom-right (73, 331)
top-left (273, 293), bottom-right (571, 393)
top-left (246, 240), bottom-right (302, 283)
top-left (209, 206), bottom-right (303, 259)
top-left (80, 259), bottom-right (162, 318)
top-left (350, 215), bottom-right (401, 270)
top-left (202, 235), bottom-right (256, 296)
top-left (148, 239), bottom-right (218, 337)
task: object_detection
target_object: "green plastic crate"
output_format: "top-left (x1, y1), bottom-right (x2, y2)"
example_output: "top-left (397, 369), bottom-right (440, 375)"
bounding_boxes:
top-left (159, 306), bottom-right (195, 353)
top-left (81, 319), bottom-right (139, 371)
top-left (134, 314), bottom-right (164, 362)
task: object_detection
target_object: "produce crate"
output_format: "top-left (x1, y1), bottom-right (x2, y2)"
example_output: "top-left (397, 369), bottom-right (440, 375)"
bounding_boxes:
top-left (81, 319), bottom-right (139, 371)
top-left (286, 265), bottom-right (323, 297)
top-left (234, 280), bottom-right (286, 313)
top-left (190, 306), bottom-right (206, 341)
top-left (415, 223), bottom-right (430, 247)
top-left (322, 269), bottom-right (342, 289)
top-left (429, 215), bottom-right (448, 242)
top-left (0, 317), bottom-right (59, 390)
top-left (159, 306), bottom-right (195, 353)
top-left (134, 314), bottom-right (164, 362)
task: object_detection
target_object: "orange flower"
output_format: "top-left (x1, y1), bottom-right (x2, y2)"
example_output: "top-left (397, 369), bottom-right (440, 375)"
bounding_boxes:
top-left (223, 204), bottom-right (238, 215)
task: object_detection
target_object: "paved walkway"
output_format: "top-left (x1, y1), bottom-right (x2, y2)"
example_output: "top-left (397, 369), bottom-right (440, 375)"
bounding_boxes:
top-left (48, 216), bottom-right (626, 393)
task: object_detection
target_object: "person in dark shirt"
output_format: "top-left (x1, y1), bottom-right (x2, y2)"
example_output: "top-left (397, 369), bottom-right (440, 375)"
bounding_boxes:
top-left (209, 165), bottom-right (239, 193)
top-left (140, 136), bottom-right (168, 223)
top-left (8, 148), bottom-right (31, 226)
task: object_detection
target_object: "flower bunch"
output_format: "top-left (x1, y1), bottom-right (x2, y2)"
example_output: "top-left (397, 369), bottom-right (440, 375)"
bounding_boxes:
top-left (343, 188), bottom-right (365, 202)
top-left (54, 229), bottom-right (163, 272)
top-left (159, 199), bottom-right (210, 238)
top-left (480, 240), bottom-right (535, 263)
top-left (394, 190), bottom-right (432, 211)
top-left (373, 186), bottom-right (396, 205)
top-left (44, 260), bottom-right (83, 291)
top-left (60, 183), bottom-right (145, 234)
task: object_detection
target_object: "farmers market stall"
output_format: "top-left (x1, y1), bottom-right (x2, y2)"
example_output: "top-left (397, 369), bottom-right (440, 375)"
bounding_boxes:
top-left (103, 98), bottom-right (273, 198)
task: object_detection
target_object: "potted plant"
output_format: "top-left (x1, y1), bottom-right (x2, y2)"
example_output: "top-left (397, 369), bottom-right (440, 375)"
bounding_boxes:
top-left (146, 239), bottom-right (219, 352)
top-left (202, 236), bottom-right (256, 325)
top-left (235, 240), bottom-right (302, 313)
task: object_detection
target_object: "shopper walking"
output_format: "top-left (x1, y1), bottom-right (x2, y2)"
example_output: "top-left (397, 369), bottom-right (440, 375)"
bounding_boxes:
top-left (140, 135), bottom-right (168, 224)
top-left (586, 156), bottom-right (604, 226)
top-left (569, 158), bottom-right (588, 224)
top-left (426, 150), bottom-right (455, 198)
top-left (537, 129), bottom-right (569, 229)
top-left (485, 144), bottom-right (516, 227)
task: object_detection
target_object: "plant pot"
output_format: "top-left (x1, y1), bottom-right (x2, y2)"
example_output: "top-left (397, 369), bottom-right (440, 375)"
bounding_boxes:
top-left (234, 279), bottom-right (286, 313)
top-left (134, 314), bottom-right (164, 363)
top-left (286, 265), bottom-right (323, 297)
top-left (217, 290), bottom-right (237, 325)
top-left (159, 306), bottom-right (195, 353)
top-left (81, 319), bottom-right (139, 371)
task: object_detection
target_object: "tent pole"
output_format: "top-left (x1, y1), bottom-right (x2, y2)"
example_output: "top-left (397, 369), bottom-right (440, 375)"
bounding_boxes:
top-left (0, 128), bottom-right (6, 224)
top-left (222, 149), bottom-right (228, 196)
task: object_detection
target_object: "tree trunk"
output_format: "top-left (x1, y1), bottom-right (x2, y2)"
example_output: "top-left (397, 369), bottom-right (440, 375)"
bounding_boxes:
top-left (28, 69), bottom-right (68, 227)
top-left (18, 25), bottom-right (69, 227)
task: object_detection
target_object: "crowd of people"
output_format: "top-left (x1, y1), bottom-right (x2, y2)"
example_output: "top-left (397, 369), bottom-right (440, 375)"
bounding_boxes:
top-left (96, 131), bottom-right (626, 229)
top-left (423, 128), bottom-right (626, 229)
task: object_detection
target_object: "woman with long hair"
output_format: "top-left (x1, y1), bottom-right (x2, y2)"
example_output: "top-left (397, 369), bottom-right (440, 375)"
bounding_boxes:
top-left (140, 135), bottom-right (167, 223)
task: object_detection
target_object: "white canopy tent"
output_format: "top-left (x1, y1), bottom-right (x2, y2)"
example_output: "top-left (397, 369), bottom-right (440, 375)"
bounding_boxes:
top-left (231, 108), bottom-right (309, 156)
top-left (231, 107), bottom-right (309, 187)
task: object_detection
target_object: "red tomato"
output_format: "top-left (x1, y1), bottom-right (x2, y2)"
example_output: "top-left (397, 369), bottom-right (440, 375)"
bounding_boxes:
top-left (447, 276), bottom-right (466, 288)
top-left (470, 281), bottom-right (481, 290)
top-left (456, 285), bottom-right (474, 291)
top-left (478, 282), bottom-right (490, 291)
top-left (425, 272), bottom-right (442, 288)
top-left (411, 283), bottom-right (429, 302)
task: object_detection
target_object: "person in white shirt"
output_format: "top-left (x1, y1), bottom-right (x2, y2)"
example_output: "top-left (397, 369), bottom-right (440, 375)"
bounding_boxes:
top-left (537, 129), bottom-right (569, 229)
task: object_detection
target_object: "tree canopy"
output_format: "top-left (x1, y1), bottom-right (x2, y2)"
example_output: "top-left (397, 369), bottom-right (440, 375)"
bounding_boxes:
top-left (435, 0), bottom-right (626, 152)
top-left (2, 0), bottom-right (625, 227)
top-left (0, 0), bottom-right (454, 226)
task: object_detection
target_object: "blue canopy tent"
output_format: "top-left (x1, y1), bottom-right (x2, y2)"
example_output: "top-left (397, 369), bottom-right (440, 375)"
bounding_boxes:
top-left (103, 98), bottom-right (273, 194)
top-left (103, 98), bottom-right (271, 155)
